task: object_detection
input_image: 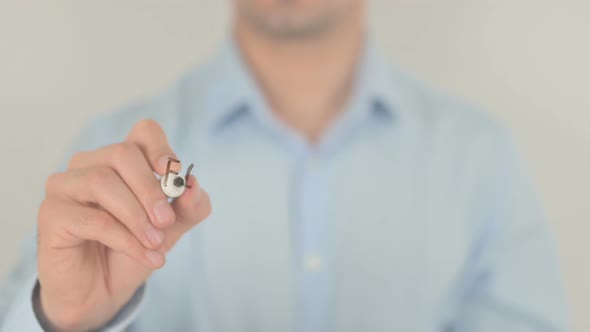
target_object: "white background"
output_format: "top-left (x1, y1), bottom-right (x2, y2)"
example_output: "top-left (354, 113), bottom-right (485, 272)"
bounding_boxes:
top-left (0, 1), bottom-right (588, 330)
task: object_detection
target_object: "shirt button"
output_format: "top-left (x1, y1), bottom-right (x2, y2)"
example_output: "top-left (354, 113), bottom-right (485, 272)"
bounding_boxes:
top-left (304, 255), bottom-right (323, 272)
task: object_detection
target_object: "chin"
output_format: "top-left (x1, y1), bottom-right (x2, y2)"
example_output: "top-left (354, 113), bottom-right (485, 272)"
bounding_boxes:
top-left (236, 0), bottom-right (358, 39)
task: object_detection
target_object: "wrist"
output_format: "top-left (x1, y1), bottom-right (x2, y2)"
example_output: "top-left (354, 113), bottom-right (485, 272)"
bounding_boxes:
top-left (35, 282), bottom-right (98, 332)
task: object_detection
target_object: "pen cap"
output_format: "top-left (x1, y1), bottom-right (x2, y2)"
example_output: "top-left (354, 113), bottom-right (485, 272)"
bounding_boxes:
top-left (160, 173), bottom-right (187, 198)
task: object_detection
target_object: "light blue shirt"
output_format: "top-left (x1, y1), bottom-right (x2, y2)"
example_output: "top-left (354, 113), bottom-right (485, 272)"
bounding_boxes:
top-left (1, 38), bottom-right (568, 331)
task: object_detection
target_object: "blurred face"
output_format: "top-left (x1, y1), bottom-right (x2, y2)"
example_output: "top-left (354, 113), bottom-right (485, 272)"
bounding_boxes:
top-left (235, 0), bottom-right (360, 40)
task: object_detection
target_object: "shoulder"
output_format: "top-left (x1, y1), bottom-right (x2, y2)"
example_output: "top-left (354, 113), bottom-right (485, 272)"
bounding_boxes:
top-left (388, 65), bottom-right (514, 155)
top-left (382, 64), bottom-right (521, 191)
top-left (71, 65), bottom-right (212, 153)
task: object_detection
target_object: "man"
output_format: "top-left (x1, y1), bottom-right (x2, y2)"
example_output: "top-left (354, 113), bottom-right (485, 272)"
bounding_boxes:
top-left (0, 0), bottom-right (568, 331)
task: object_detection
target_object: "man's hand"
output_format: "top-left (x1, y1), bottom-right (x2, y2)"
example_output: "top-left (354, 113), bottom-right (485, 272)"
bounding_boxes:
top-left (37, 119), bottom-right (211, 331)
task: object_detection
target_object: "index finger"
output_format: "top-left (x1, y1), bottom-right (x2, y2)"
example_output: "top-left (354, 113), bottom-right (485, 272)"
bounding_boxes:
top-left (125, 119), bottom-right (179, 175)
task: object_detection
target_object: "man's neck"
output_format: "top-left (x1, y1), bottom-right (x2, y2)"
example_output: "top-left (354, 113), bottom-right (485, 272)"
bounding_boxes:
top-left (234, 6), bottom-right (366, 143)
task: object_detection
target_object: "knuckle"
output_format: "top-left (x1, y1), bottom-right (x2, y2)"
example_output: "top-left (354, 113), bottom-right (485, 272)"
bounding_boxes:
top-left (44, 172), bottom-right (63, 195)
top-left (90, 211), bottom-right (110, 232)
top-left (145, 185), bottom-right (169, 207)
top-left (87, 167), bottom-right (115, 187)
top-left (160, 239), bottom-right (172, 254)
top-left (132, 209), bottom-right (149, 228)
top-left (71, 211), bottom-right (91, 229)
top-left (148, 191), bottom-right (167, 205)
top-left (37, 199), bottom-right (55, 229)
top-left (67, 151), bottom-right (86, 169)
top-left (110, 142), bottom-right (136, 163)
top-left (133, 118), bottom-right (161, 135)
top-left (122, 233), bottom-right (140, 255)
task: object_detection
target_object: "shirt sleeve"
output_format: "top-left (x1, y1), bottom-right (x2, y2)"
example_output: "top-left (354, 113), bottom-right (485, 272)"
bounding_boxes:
top-left (1, 113), bottom-right (150, 332)
top-left (0, 252), bottom-right (146, 332)
top-left (449, 129), bottom-right (569, 331)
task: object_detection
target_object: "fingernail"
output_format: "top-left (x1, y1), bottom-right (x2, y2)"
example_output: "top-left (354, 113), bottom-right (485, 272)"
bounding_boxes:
top-left (145, 250), bottom-right (165, 267)
top-left (153, 200), bottom-right (174, 226)
top-left (145, 225), bottom-right (164, 246)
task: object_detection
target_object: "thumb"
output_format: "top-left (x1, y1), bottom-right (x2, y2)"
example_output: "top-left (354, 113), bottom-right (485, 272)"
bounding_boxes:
top-left (162, 176), bottom-right (211, 252)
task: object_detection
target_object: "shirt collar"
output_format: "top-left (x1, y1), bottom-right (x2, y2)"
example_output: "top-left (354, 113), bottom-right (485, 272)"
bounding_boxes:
top-left (201, 35), bottom-right (406, 135)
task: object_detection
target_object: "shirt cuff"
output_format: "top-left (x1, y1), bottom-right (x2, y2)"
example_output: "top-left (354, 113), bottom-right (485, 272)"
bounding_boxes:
top-left (1, 276), bottom-right (145, 332)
